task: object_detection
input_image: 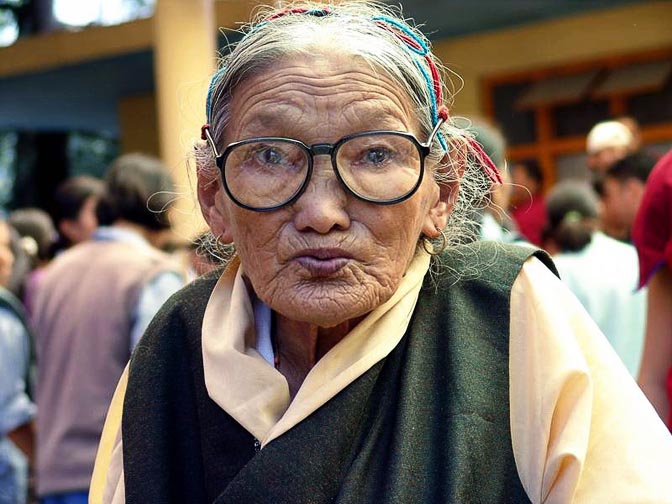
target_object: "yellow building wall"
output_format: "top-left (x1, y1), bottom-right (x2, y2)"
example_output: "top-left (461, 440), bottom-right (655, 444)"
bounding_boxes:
top-left (433, 1), bottom-right (672, 117)
top-left (0, 2), bottom-right (256, 79)
top-left (118, 94), bottom-right (160, 156)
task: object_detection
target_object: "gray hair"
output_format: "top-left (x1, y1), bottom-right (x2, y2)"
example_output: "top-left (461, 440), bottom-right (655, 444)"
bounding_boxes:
top-left (196, 1), bottom-right (492, 256)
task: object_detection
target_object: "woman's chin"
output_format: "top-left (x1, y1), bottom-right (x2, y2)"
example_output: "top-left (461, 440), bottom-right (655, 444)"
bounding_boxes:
top-left (270, 288), bottom-right (387, 328)
top-left (251, 264), bottom-right (399, 327)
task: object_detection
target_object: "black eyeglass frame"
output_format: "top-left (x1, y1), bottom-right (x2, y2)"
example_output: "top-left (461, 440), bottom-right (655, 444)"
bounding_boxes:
top-left (203, 118), bottom-right (445, 212)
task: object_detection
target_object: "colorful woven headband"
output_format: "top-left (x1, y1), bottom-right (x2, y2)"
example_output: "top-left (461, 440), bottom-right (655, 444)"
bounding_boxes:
top-left (204, 8), bottom-right (445, 128)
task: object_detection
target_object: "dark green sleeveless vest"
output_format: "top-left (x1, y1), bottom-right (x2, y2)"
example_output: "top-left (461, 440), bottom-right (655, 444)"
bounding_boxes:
top-left (123, 242), bottom-right (555, 503)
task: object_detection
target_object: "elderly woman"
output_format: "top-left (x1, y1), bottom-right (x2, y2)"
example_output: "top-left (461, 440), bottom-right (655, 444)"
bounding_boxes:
top-left (91, 3), bottom-right (672, 503)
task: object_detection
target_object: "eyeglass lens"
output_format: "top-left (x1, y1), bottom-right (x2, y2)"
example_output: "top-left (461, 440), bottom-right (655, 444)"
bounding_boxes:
top-left (223, 134), bottom-right (422, 210)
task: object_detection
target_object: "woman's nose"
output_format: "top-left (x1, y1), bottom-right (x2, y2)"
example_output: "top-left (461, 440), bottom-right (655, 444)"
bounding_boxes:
top-left (292, 158), bottom-right (351, 234)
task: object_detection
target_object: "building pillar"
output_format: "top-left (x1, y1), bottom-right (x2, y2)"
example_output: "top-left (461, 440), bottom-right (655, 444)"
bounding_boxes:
top-left (153, 0), bottom-right (215, 242)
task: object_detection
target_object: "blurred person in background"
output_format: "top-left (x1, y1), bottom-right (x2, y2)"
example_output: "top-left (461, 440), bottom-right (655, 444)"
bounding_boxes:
top-left (4, 227), bottom-right (31, 300)
top-left (8, 208), bottom-right (57, 318)
top-left (617, 116), bottom-right (643, 153)
top-left (51, 176), bottom-right (104, 255)
top-left (633, 150), bottom-right (672, 428)
top-left (468, 120), bottom-right (522, 244)
top-left (32, 154), bottom-right (183, 504)
top-left (159, 233), bottom-right (229, 284)
top-left (510, 160), bottom-right (546, 246)
top-left (183, 232), bottom-right (232, 282)
top-left (597, 152), bottom-right (656, 242)
top-left (543, 181), bottom-right (646, 377)
top-left (586, 120), bottom-right (635, 173)
top-left (0, 216), bottom-right (35, 504)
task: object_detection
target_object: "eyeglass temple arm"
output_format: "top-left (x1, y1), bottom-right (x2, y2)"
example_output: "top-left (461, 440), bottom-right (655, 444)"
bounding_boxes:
top-left (425, 115), bottom-right (446, 149)
top-left (201, 125), bottom-right (221, 159)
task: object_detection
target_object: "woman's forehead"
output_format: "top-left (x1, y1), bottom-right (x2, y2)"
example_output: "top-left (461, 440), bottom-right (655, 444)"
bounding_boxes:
top-left (228, 54), bottom-right (418, 137)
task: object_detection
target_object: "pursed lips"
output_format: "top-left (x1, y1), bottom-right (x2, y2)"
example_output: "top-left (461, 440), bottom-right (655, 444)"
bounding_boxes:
top-left (292, 247), bottom-right (354, 276)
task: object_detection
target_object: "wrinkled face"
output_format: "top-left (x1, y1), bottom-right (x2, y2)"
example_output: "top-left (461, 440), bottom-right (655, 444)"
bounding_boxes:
top-left (201, 54), bottom-right (453, 327)
top-left (0, 222), bottom-right (14, 288)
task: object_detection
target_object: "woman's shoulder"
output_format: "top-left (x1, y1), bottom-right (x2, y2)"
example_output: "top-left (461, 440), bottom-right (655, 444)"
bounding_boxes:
top-left (433, 241), bottom-right (556, 289)
top-left (136, 268), bottom-right (223, 349)
top-left (167, 268), bottom-right (223, 309)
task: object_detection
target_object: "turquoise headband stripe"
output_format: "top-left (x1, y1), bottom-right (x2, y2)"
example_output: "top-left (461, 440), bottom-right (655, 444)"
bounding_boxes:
top-left (372, 15), bottom-right (448, 150)
top-left (414, 59), bottom-right (448, 151)
top-left (371, 15), bottom-right (429, 56)
top-left (206, 66), bottom-right (226, 123)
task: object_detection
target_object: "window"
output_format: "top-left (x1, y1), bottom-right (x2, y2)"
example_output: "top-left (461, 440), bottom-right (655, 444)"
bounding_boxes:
top-left (484, 49), bottom-right (672, 188)
top-left (553, 100), bottom-right (610, 138)
top-left (492, 81), bottom-right (537, 145)
top-left (68, 132), bottom-right (118, 178)
top-left (628, 79), bottom-right (672, 126)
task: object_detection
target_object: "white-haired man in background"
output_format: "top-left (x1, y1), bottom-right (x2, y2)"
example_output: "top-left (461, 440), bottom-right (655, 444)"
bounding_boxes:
top-left (586, 120), bottom-right (636, 173)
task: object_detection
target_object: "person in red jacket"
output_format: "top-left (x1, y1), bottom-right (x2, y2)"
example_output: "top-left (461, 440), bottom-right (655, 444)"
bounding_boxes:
top-left (634, 150), bottom-right (672, 428)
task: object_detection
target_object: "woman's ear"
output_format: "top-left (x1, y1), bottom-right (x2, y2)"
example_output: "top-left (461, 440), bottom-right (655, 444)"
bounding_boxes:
top-left (196, 161), bottom-right (234, 244)
top-left (421, 139), bottom-right (469, 238)
top-left (422, 179), bottom-right (459, 238)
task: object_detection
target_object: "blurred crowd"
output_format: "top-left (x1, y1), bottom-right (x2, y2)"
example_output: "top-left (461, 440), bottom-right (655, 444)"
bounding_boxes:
top-left (0, 117), bottom-right (671, 503)
top-left (0, 154), bottom-right (226, 504)
top-left (472, 116), bottom-right (672, 427)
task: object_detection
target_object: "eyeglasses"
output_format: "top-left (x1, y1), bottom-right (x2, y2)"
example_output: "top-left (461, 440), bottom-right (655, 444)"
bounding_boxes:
top-left (203, 119), bottom-right (444, 212)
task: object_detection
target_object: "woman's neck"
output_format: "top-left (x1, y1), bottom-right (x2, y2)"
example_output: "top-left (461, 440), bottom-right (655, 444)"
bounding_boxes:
top-left (274, 314), bottom-right (364, 399)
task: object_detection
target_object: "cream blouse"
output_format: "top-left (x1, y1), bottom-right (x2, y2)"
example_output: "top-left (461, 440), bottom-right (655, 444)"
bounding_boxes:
top-left (91, 251), bottom-right (672, 504)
